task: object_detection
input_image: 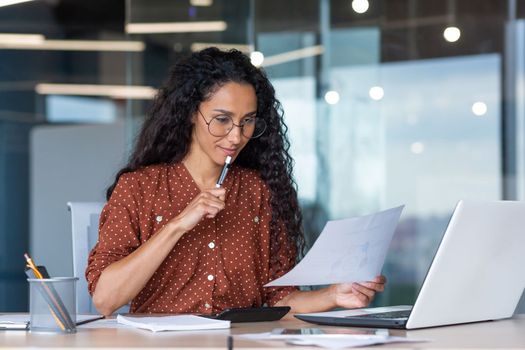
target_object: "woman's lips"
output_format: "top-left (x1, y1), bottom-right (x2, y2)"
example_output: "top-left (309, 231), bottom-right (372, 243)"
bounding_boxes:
top-left (218, 146), bottom-right (237, 156)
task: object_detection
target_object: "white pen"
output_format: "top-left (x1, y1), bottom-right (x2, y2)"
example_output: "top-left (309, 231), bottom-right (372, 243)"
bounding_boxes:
top-left (215, 156), bottom-right (232, 188)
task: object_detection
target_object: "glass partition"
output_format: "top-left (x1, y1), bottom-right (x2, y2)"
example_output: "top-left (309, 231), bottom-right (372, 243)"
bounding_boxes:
top-left (0, 0), bottom-right (523, 311)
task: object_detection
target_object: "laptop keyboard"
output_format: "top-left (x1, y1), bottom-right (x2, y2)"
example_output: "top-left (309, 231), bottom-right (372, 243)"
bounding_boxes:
top-left (347, 310), bottom-right (411, 319)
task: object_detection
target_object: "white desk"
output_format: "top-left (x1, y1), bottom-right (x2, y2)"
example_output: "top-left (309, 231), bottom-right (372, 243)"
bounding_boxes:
top-left (1, 314), bottom-right (524, 349)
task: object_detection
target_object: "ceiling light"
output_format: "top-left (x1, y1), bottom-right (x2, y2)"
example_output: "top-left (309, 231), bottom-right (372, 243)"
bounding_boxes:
top-left (324, 90), bottom-right (340, 105)
top-left (126, 21), bottom-right (227, 34)
top-left (411, 142), bottom-right (425, 154)
top-left (443, 26), bottom-right (461, 42)
top-left (190, 0), bottom-right (213, 6)
top-left (471, 102), bottom-right (487, 116)
top-left (0, 0), bottom-right (34, 8)
top-left (369, 86), bottom-right (384, 100)
top-left (250, 51), bottom-right (264, 67)
top-left (0, 33), bottom-right (44, 44)
top-left (0, 36), bottom-right (145, 52)
top-left (351, 0), bottom-right (369, 14)
top-left (262, 45), bottom-right (324, 67)
top-left (35, 84), bottom-right (157, 100)
top-left (190, 42), bottom-right (253, 53)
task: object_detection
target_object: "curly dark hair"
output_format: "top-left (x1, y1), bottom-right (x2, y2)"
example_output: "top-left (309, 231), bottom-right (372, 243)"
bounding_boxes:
top-left (107, 47), bottom-right (304, 266)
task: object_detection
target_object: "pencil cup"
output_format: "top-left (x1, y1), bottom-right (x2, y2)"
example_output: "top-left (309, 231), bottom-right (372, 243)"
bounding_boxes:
top-left (28, 277), bottom-right (78, 333)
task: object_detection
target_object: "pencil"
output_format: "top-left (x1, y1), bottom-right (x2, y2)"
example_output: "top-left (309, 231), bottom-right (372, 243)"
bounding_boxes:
top-left (24, 253), bottom-right (71, 331)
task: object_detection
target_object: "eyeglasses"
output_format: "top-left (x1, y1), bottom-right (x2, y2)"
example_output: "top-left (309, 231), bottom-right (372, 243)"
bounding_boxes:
top-left (198, 109), bottom-right (267, 139)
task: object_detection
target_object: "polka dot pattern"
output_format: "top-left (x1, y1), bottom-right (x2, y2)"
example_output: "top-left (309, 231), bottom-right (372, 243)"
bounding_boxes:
top-left (86, 162), bottom-right (297, 314)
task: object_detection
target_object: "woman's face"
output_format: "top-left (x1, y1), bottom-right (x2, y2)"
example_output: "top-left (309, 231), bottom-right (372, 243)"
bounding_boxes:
top-left (191, 81), bottom-right (258, 166)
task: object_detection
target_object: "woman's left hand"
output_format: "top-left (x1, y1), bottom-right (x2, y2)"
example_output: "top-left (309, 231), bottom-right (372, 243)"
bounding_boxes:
top-left (331, 275), bottom-right (387, 309)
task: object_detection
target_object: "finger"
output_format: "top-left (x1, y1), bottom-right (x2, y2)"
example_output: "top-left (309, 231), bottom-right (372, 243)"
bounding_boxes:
top-left (358, 281), bottom-right (385, 292)
top-left (198, 193), bottom-right (226, 207)
top-left (374, 275), bottom-right (387, 284)
top-left (351, 285), bottom-right (371, 306)
top-left (194, 195), bottom-right (225, 209)
top-left (204, 198), bottom-right (226, 210)
top-left (199, 203), bottom-right (222, 218)
top-left (352, 283), bottom-right (376, 299)
top-left (199, 199), bottom-right (225, 212)
top-left (203, 188), bottom-right (226, 198)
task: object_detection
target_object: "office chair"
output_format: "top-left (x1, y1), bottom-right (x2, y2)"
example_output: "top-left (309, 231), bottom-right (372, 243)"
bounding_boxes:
top-left (68, 202), bottom-right (130, 315)
top-left (516, 291), bottom-right (525, 315)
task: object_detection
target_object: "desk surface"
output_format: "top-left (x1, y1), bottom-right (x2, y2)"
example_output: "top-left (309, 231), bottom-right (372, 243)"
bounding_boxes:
top-left (1, 314), bottom-right (524, 349)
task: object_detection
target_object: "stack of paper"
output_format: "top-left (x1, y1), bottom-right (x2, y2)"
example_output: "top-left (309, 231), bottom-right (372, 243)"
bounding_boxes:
top-left (0, 315), bottom-right (29, 330)
top-left (116, 315), bottom-right (230, 332)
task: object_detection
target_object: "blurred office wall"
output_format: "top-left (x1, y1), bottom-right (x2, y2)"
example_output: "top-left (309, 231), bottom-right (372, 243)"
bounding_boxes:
top-left (30, 123), bottom-right (126, 278)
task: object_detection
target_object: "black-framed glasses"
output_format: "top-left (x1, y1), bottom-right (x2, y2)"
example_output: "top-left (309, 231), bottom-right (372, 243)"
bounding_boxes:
top-left (198, 109), bottom-right (267, 139)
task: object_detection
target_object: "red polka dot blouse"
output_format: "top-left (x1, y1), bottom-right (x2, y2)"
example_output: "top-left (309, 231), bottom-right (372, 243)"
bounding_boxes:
top-left (86, 162), bottom-right (297, 314)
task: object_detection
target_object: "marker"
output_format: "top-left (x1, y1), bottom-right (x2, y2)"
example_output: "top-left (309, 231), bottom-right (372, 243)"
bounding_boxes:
top-left (215, 156), bottom-right (232, 188)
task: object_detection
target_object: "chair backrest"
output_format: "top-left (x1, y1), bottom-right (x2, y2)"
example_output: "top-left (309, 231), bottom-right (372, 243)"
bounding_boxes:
top-left (516, 291), bottom-right (525, 315)
top-left (68, 202), bottom-right (105, 314)
top-left (68, 201), bottom-right (131, 315)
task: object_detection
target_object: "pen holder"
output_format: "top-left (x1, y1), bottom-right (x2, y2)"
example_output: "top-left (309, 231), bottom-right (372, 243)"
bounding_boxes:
top-left (28, 277), bottom-right (78, 333)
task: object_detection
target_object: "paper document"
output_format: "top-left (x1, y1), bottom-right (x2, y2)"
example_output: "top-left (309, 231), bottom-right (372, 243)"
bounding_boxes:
top-left (266, 205), bottom-right (404, 286)
top-left (116, 314), bottom-right (230, 332)
top-left (238, 329), bottom-right (427, 349)
top-left (285, 336), bottom-right (425, 349)
top-left (0, 314), bottom-right (104, 330)
top-left (78, 318), bottom-right (128, 329)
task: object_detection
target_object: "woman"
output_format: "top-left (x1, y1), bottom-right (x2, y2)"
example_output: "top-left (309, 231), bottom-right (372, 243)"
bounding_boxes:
top-left (86, 47), bottom-right (386, 317)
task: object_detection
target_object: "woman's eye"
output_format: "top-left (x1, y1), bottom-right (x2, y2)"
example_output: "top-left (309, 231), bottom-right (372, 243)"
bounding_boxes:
top-left (214, 116), bottom-right (231, 124)
top-left (243, 117), bottom-right (256, 125)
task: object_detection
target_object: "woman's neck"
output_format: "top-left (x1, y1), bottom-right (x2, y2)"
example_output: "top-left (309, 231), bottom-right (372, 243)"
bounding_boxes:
top-left (182, 150), bottom-right (222, 190)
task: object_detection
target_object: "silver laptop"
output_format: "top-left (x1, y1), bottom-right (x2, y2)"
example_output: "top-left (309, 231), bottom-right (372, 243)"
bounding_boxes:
top-left (296, 200), bottom-right (525, 329)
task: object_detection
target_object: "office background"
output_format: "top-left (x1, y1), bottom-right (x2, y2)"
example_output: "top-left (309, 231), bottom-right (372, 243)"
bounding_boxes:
top-left (0, 0), bottom-right (524, 312)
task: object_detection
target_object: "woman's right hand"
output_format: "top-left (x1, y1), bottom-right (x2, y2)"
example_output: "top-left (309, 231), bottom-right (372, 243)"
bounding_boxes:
top-left (170, 188), bottom-right (226, 234)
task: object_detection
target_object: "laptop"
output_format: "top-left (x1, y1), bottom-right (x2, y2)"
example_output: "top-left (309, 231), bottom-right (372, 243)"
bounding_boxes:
top-left (295, 200), bottom-right (525, 329)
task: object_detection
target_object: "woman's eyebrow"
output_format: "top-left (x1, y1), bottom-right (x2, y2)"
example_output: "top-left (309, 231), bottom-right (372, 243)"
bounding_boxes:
top-left (212, 109), bottom-right (257, 116)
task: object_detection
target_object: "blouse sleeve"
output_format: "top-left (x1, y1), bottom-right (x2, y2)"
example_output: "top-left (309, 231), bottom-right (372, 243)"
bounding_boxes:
top-left (264, 226), bottom-right (299, 306)
top-left (85, 173), bottom-right (142, 296)
top-left (261, 181), bottom-right (299, 306)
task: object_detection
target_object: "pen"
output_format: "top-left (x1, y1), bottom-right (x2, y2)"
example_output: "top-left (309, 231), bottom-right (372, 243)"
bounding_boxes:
top-left (76, 315), bottom-right (105, 326)
top-left (215, 156), bottom-right (232, 188)
top-left (227, 335), bottom-right (233, 350)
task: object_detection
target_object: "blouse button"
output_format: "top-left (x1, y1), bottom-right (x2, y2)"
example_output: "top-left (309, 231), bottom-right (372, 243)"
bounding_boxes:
top-left (156, 215), bottom-right (163, 222)
top-left (204, 303), bottom-right (211, 309)
top-left (207, 274), bottom-right (214, 281)
top-left (208, 242), bottom-right (215, 249)
top-left (254, 216), bottom-right (259, 223)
